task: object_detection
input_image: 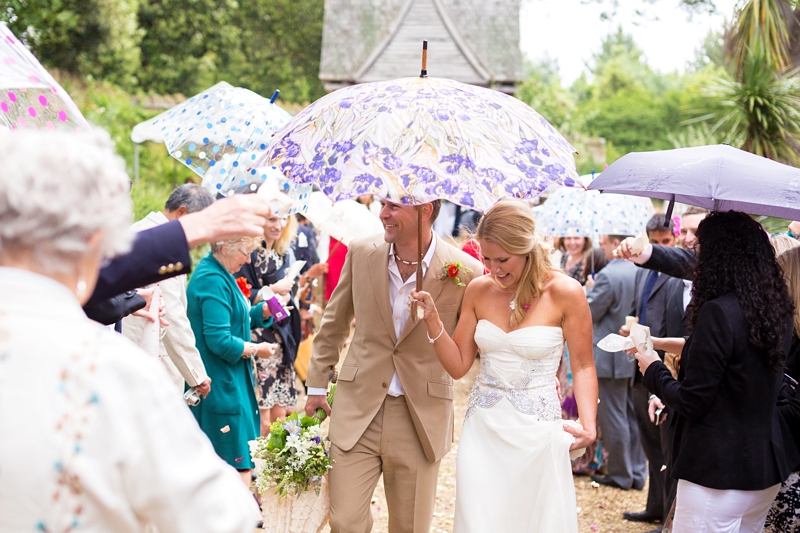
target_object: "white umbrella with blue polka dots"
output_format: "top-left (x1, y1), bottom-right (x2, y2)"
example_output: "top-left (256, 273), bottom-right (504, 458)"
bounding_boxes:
top-left (132, 82), bottom-right (292, 195)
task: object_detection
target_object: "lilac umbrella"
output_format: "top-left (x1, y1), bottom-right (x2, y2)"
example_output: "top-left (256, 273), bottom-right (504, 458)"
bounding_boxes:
top-left (587, 144), bottom-right (800, 221)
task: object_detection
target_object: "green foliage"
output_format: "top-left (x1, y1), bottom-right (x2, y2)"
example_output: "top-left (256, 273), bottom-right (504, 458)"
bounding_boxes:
top-left (690, 29), bottom-right (728, 71)
top-left (702, 45), bottom-right (800, 164)
top-left (2, 0), bottom-right (143, 88)
top-left (1, 0), bottom-right (326, 104)
top-left (516, 57), bottom-right (575, 135)
top-left (727, 0), bottom-right (794, 77)
top-left (568, 28), bottom-right (703, 158)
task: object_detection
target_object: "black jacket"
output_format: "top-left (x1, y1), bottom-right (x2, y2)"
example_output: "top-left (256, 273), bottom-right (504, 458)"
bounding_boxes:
top-left (83, 219), bottom-right (192, 323)
top-left (86, 219), bottom-right (192, 306)
top-left (644, 294), bottom-right (798, 490)
top-left (642, 245), bottom-right (695, 281)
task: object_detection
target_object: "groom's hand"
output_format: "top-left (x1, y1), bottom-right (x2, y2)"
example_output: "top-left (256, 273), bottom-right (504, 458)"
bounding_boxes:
top-left (305, 394), bottom-right (331, 417)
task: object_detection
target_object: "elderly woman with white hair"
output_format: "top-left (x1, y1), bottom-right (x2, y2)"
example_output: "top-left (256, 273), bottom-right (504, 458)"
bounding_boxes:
top-left (0, 130), bottom-right (260, 532)
top-left (186, 235), bottom-right (277, 487)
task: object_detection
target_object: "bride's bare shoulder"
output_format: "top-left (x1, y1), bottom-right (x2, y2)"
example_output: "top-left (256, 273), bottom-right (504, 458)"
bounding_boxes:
top-left (465, 273), bottom-right (493, 296)
top-left (544, 271), bottom-right (585, 301)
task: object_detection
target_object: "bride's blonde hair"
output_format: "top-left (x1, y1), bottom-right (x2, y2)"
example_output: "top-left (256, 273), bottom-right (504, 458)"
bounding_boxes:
top-left (476, 199), bottom-right (555, 326)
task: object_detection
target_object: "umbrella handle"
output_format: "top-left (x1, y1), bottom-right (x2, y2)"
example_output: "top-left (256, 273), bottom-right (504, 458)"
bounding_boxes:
top-left (664, 195), bottom-right (675, 228)
top-left (412, 208), bottom-right (424, 322)
top-left (420, 40), bottom-right (428, 78)
top-left (270, 90), bottom-right (280, 104)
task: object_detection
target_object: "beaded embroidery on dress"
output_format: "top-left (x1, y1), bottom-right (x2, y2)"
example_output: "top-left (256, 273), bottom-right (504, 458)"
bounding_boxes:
top-left (465, 320), bottom-right (562, 421)
top-left (454, 319), bottom-right (580, 533)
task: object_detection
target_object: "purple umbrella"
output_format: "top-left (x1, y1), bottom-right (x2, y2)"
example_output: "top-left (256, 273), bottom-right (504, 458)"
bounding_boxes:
top-left (587, 144), bottom-right (800, 221)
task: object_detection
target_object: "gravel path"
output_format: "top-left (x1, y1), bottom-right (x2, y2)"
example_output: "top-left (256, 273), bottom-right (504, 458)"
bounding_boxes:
top-left (304, 360), bottom-right (655, 533)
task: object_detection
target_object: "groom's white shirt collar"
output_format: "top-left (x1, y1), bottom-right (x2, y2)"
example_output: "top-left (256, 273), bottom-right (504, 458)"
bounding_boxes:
top-left (306, 231), bottom-right (439, 397)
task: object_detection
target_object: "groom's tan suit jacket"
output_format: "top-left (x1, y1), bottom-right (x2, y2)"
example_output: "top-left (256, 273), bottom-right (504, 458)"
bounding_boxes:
top-left (308, 233), bottom-right (483, 463)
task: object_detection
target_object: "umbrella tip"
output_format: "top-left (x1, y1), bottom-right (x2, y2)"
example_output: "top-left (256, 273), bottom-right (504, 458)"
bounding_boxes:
top-left (420, 40), bottom-right (428, 78)
top-left (270, 90), bottom-right (280, 104)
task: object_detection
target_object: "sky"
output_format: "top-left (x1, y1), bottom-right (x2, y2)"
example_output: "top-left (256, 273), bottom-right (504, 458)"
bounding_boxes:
top-left (519, 0), bottom-right (740, 84)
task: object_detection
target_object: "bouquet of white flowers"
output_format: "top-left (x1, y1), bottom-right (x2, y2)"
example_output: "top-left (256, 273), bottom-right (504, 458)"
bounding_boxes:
top-left (250, 412), bottom-right (331, 498)
top-left (250, 387), bottom-right (335, 533)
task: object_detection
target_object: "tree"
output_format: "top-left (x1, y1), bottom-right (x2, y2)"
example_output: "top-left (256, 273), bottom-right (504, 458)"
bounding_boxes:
top-left (704, 45), bottom-right (800, 163)
top-left (136, 0), bottom-right (241, 96)
top-left (228, 0), bottom-right (325, 104)
top-left (516, 56), bottom-right (575, 129)
top-left (136, 0), bottom-right (325, 103)
top-left (726, 0), bottom-right (796, 76)
top-left (1, 0), bottom-right (143, 88)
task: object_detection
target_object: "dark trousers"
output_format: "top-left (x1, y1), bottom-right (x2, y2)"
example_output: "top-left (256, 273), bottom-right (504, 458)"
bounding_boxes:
top-left (660, 406), bottom-right (678, 521)
top-left (632, 379), bottom-right (665, 519)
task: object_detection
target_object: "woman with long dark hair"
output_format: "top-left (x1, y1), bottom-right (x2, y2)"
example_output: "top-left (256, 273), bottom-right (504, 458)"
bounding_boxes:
top-left (635, 211), bottom-right (798, 532)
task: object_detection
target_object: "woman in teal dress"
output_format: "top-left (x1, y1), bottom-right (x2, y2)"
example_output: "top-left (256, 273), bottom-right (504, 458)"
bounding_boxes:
top-left (186, 236), bottom-right (278, 487)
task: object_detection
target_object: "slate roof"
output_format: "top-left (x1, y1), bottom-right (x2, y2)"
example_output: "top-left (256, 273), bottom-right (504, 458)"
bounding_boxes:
top-left (319, 0), bottom-right (522, 93)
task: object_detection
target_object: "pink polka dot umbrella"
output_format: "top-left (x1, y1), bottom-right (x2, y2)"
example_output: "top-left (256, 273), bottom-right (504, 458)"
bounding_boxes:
top-left (0, 22), bottom-right (89, 132)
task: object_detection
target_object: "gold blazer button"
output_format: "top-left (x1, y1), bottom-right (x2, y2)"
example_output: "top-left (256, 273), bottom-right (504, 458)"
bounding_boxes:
top-left (158, 266), bottom-right (167, 275)
top-left (381, 382), bottom-right (388, 388)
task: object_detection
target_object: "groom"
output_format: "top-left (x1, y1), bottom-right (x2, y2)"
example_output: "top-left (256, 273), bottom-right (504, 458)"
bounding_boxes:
top-left (305, 199), bottom-right (482, 533)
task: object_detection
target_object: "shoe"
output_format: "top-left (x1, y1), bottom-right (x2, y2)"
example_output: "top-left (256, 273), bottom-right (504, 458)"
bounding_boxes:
top-left (622, 510), bottom-right (662, 523)
top-left (590, 474), bottom-right (626, 490)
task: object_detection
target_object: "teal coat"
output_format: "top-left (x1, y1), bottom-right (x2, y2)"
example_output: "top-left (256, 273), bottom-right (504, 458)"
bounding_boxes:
top-left (186, 253), bottom-right (272, 469)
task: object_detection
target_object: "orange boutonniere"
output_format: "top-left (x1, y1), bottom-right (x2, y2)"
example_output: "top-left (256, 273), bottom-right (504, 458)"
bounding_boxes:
top-left (235, 276), bottom-right (252, 299)
top-left (440, 261), bottom-right (472, 287)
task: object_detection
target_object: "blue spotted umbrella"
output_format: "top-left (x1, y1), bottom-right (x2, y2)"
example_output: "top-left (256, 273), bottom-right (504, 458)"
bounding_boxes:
top-left (133, 82), bottom-right (292, 195)
top-left (535, 175), bottom-right (654, 239)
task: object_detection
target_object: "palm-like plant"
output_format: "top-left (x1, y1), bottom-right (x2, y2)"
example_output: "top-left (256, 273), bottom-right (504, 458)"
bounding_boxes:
top-left (727, 0), bottom-right (795, 77)
top-left (704, 44), bottom-right (800, 164)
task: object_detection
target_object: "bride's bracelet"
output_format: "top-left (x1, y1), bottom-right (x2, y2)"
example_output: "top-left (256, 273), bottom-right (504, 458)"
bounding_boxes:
top-left (427, 321), bottom-right (445, 344)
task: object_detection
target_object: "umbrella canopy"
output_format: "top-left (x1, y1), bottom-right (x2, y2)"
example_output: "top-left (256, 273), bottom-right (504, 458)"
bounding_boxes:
top-left (0, 23), bottom-right (88, 131)
top-left (587, 144), bottom-right (800, 220)
top-left (303, 192), bottom-right (384, 246)
top-left (255, 76), bottom-right (579, 211)
top-left (132, 83), bottom-right (292, 195)
top-left (536, 184), bottom-right (654, 238)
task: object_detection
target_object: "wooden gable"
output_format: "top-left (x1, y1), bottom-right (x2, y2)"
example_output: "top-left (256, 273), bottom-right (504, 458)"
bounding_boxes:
top-left (320, 0), bottom-right (521, 93)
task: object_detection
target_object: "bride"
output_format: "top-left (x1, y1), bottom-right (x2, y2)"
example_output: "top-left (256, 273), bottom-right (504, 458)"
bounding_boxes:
top-left (411, 199), bottom-right (598, 532)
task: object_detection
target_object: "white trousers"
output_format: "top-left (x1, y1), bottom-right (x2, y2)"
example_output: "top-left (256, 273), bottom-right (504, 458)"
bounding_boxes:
top-left (673, 479), bottom-right (781, 533)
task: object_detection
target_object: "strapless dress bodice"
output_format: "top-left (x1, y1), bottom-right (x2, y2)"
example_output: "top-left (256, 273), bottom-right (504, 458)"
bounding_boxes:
top-left (466, 320), bottom-right (564, 421)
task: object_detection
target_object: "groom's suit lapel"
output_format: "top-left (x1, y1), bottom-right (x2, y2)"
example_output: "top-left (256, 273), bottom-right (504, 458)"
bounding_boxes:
top-left (367, 240), bottom-right (397, 345)
top-left (396, 241), bottom-right (447, 345)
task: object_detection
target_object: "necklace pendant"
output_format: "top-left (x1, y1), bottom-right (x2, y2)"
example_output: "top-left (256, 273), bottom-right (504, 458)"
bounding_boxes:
top-left (509, 300), bottom-right (516, 311)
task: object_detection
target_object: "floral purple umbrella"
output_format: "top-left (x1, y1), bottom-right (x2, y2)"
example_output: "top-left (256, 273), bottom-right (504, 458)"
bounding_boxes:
top-left (254, 67), bottom-right (579, 211)
top-left (255, 42), bottom-right (580, 301)
top-left (0, 23), bottom-right (88, 131)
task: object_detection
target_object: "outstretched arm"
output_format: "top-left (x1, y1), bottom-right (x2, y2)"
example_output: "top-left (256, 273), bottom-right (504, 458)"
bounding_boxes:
top-left (411, 283), bottom-right (480, 380)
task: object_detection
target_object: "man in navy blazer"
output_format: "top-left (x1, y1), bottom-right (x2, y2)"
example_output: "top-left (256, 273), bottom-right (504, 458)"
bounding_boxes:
top-left (622, 214), bottom-right (678, 526)
top-left (83, 194), bottom-right (271, 324)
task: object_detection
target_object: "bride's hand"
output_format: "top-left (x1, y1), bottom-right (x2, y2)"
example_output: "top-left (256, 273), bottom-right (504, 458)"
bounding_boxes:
top-left (562, 422), bottom-right (596, 452)
top-left (409, 289), bottom-right (439, 325)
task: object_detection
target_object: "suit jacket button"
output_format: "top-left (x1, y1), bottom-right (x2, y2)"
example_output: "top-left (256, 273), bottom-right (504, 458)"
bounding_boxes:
top-left (158, 266), bottom-right (167, 275)
top-left (175, 261), bottom-right (184, 271)
top-left (382, 382), bottom-right (388, 388)
top-left (392, 349), bottom-right (399, 355)
top-left (166, 263), bottom-right (175, 273)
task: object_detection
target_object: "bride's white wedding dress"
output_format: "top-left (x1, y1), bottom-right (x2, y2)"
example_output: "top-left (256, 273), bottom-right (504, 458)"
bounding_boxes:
top-left (454, 320), bottom-right (581, 533)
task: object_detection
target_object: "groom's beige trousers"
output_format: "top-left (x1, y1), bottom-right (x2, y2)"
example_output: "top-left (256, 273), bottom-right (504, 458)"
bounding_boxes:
top-left (329, 395), bottom-right (441, 533)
